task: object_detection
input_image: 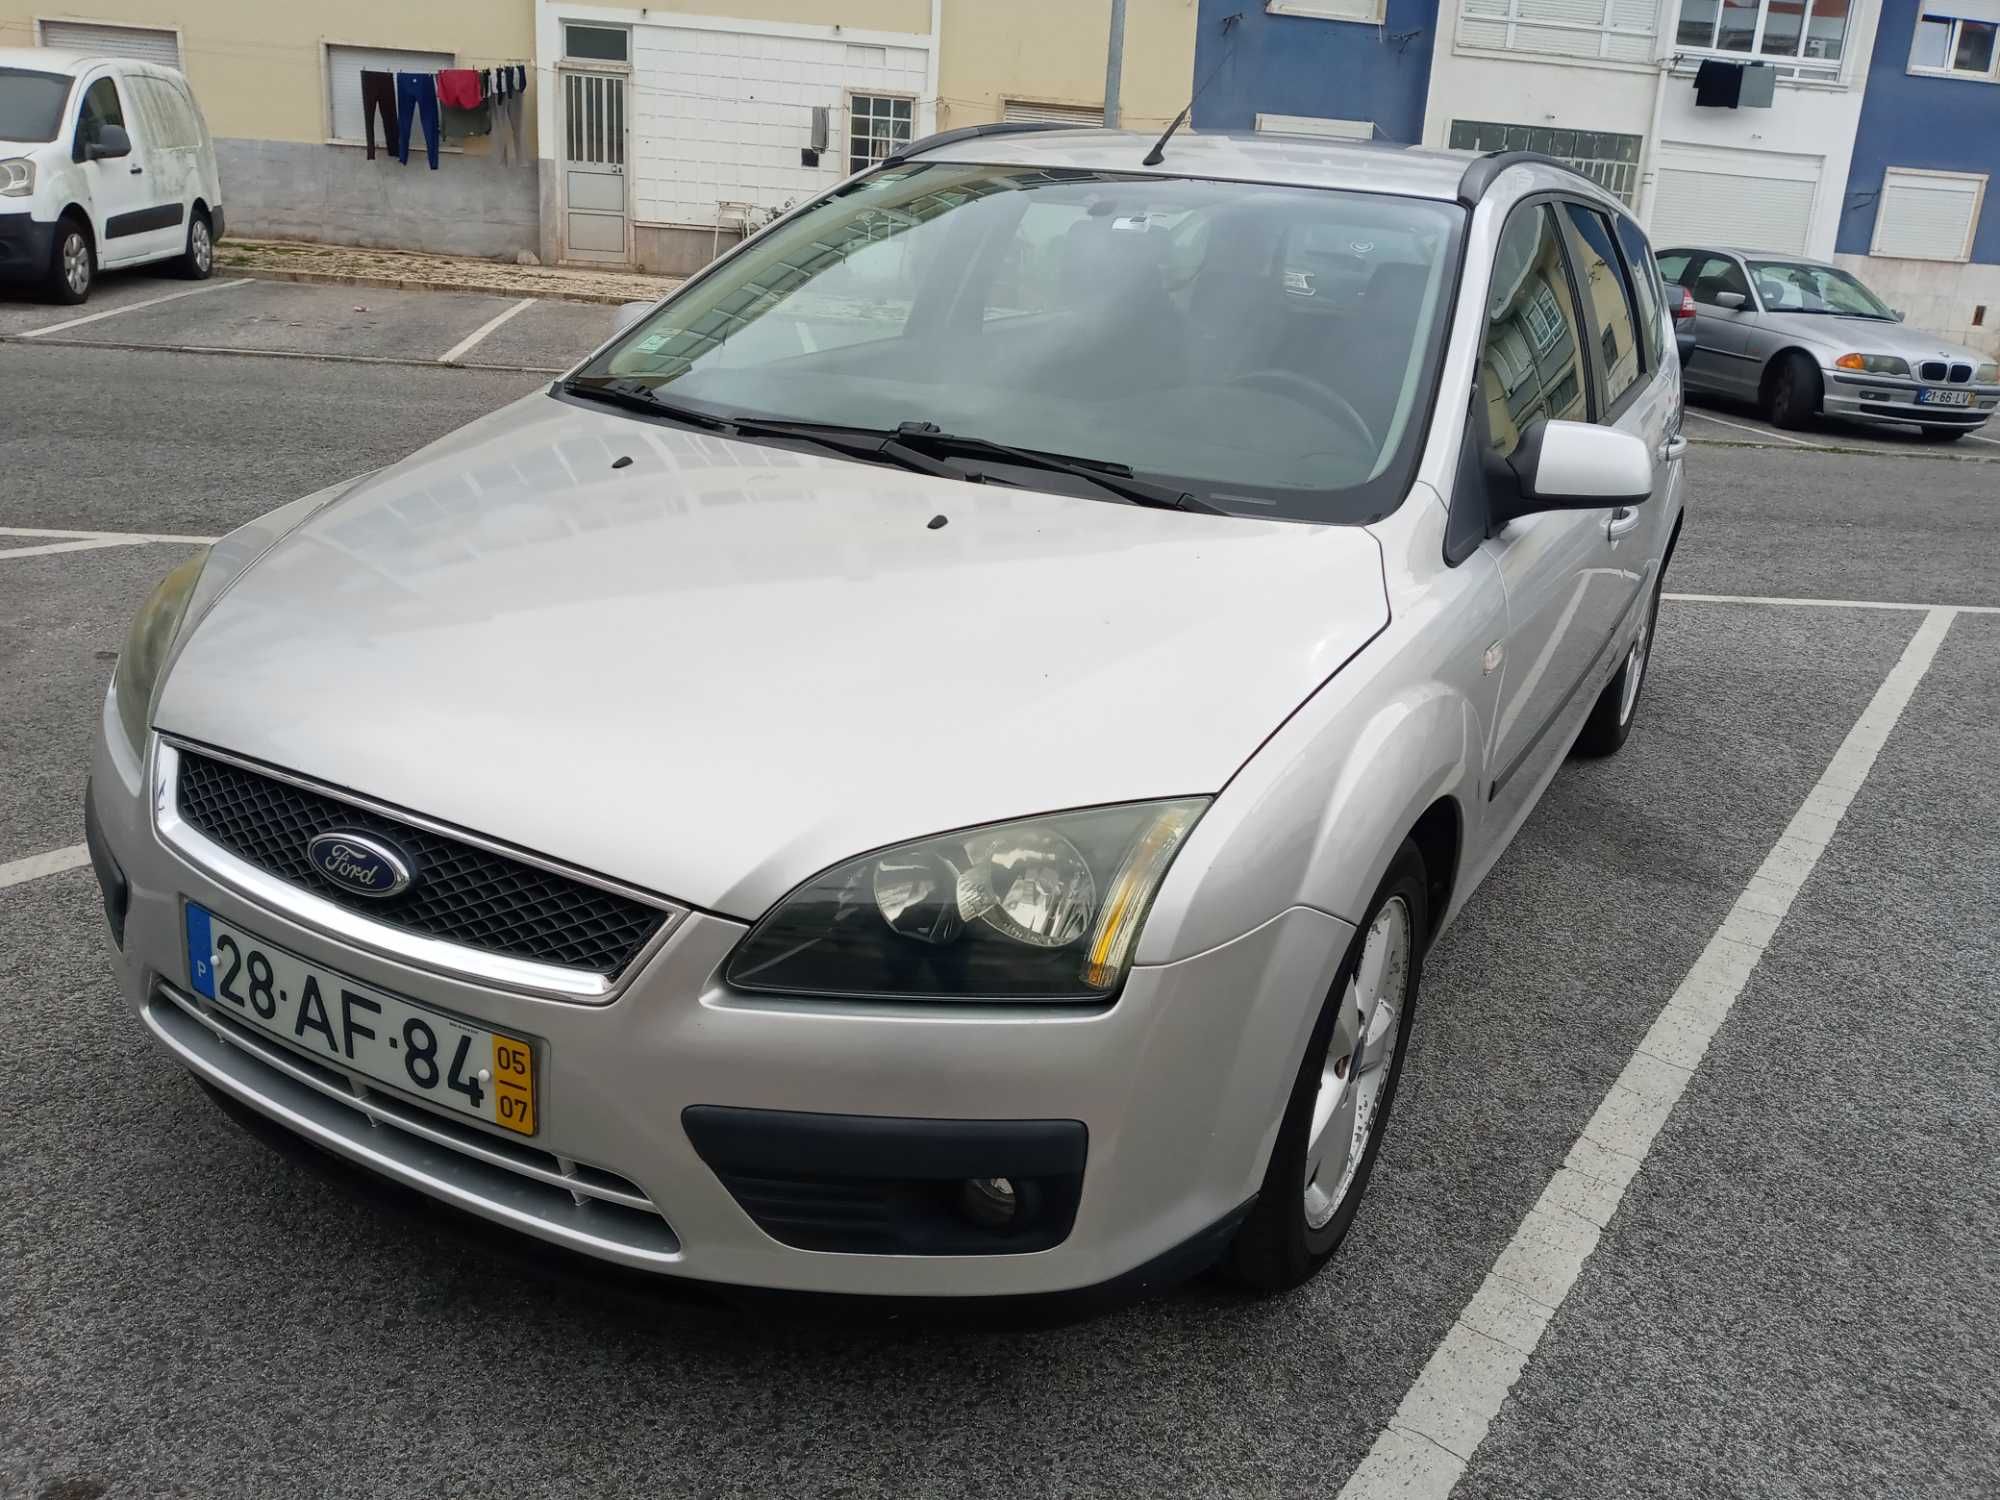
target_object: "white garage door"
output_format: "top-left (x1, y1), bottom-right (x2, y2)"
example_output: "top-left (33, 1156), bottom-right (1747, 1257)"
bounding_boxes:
top-left (40, 20), bottom-right (182, 70)
top-left (1651, 163), bottom-right (1818, 256)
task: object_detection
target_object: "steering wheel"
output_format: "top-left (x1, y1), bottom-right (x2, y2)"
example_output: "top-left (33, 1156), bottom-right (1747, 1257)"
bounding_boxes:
top-left (1231, 369), bottom-right (1376, 454)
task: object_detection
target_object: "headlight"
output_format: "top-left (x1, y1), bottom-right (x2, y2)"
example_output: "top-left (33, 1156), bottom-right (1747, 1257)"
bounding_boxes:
top-left (0, 158), bottom-right (32, 197)
top-left (1977, 362), bottom-right (1999, 385)
top-left (726, 799), bottom-right (1209, 1001)
top-left (112, 553), bottom-right (208, 753)
top-left (1833, 352), bottom-right (1910, 375)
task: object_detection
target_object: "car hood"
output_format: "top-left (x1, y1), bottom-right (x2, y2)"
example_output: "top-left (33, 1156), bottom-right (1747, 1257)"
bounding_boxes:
top-left (1765, 312), bottom-right (1989, 366)
top-left (158, 394), bottom-right (1389, 918)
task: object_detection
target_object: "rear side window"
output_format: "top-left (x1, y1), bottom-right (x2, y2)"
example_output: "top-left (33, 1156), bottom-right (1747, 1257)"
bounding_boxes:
top-left (1479, 204), bottom-right (1589, 461)
top-left (1613, 216), bottom-right (1667, 372)
top-left (1654, 250), bottom-right (1692, 286)
top-left (1687, 254), bottom-right (1751, 307)
top-left (1561, 203), bottom-right (1642, 410)
top-left (76, 75), bottom-right (123, 151)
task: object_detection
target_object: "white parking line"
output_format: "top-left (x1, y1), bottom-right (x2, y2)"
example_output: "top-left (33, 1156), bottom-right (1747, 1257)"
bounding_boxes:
top-left (1968, 432), bottom-right (2000, 448)
top-left (1337, 606), bottom-right (1959, 1500)
top-left (16, 278), bottom-right (251, 339)
top-left (0, 844), bottom-right (90, 889)
top-left (0, 526), bottom-right (219, 544)
top-left (0, 537), bottom-right (147, 561)
top-left (1681, 409), bottom-right (1822, 448)
top-left (437, 297), bottom-right (536, 364)
top-left (1667, 590), bottom-right (2000, 615)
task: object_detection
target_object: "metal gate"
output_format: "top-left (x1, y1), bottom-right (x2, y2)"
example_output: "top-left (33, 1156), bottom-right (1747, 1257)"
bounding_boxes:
top-left (561, 70), bottom-right (629, 264)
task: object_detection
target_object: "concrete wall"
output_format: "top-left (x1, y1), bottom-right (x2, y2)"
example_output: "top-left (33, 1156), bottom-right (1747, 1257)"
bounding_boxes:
top-left (940, 0), bottom-right (1198, 132)
top-left (1191, 0), bottom-right (1440, 146)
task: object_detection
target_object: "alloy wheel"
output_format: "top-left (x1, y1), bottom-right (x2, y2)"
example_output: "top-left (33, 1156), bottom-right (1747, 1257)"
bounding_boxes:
top-left (192, 220), bottom-right (212, 274)
top-left (1617, 604), bottom-right (1653, 725)
top-left (63, 233), bottom-right (89, 296)
top-left (1303, 895), bottom-right (1411, 1230)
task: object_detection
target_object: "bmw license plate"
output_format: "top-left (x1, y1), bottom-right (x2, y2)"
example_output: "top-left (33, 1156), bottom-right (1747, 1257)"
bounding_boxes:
top-left (184, 903), bottom-right (538, 1135)
top-left (1916, 388), bottom-right (1972, 407)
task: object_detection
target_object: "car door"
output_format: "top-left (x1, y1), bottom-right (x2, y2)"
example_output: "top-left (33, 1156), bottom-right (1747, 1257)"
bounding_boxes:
top-left (1475, 200), bottom-right (1633, 833)
top-left (72, 71), bottom-right (179, 265)
top-left (1683, 253), bottom-right (1761, 399)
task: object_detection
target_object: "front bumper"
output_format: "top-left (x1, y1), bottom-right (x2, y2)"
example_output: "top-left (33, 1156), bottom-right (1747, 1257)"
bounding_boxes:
top-left (1825, 372), bottom-right (1997, 430)
top-left (90, 701), bottom-right (1350, 1297)
top-left (0, 210), bottom-right (55, 284)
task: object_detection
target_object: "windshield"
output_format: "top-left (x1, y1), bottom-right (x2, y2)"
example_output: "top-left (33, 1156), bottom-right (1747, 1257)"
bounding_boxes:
top-left (0, 67), bottom-right (72, 143)
top-left (1748, 260), bottom-right (1896, 319)
top-left (579, 164), bottom-right (1465, 521)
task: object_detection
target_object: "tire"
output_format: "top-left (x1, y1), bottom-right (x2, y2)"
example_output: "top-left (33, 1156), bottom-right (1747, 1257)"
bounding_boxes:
top-left (46, 216), bottom-right (93, 305)
top-left (1765, 352), bottom-right (1821, 431)
top-left (177, 209), bottom-right (214, 280)
top-left (1574, 571), bottom-right (1663, 759)
top-left (1226, 839), bottom-right (1429, 1295)
top-left (1916, 427), bottom-right (1966, 444)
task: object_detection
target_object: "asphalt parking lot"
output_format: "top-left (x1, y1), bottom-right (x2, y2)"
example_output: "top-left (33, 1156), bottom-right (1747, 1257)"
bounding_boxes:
top-left (4, 274), bottom-right (1997, 1500)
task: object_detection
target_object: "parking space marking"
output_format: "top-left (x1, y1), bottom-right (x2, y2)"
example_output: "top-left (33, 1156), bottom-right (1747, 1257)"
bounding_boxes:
top-left (0, 537), bottom-right (150, 561)
top-left (1667, 591), bottom-right (2000, 615)
top-left (1968, 432), bottom-right (2000, 448)
top-left (0, 844), bottom-right (90, 889)
top-left (15, 278), bottom-right (251, 340)
top-left (1681, 409), bottom-right (1823, 448)
top-left (438, 298), bottom-right (537, 365)
top-left (1338, 607), bottom-right (1959, 1500)
top-left (0, 526), bottom-right (219, 544)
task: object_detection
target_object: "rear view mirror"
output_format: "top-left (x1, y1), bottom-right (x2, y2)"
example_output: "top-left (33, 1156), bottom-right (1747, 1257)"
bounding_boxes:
top-left (613, 300), bottom-right (653, 335)
top-left (83, 123), bottom-right (131, 161)
top-left (1713, 291), bottom-right (1747, 310)
top-left (1499, 420), bottom-right (1652, 520)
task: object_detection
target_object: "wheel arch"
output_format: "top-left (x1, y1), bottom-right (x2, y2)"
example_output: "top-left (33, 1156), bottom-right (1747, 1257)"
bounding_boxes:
top-left (56, 203), bottom-right (94, 242)
top-left (1758, 345), bottom-right (1825, 406)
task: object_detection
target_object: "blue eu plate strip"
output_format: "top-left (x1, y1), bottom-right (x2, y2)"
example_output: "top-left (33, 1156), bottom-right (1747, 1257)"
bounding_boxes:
top-left (185, 903), bottom-right (215, 998)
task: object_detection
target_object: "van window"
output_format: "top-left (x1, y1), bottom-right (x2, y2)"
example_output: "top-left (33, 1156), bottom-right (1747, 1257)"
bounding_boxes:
top-left (76, 75), bottom-right (125, 152)
top-left (127, 75), bottom-right (195, 150)
top-left (0, 66), bottom-right (73, 143)
top-left (1479, 204), bottom-right (1589, 461)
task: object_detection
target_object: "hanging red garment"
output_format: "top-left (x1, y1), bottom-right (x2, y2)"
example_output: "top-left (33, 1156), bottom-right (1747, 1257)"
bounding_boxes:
top-left (436, 69), bottom-right (484, 110)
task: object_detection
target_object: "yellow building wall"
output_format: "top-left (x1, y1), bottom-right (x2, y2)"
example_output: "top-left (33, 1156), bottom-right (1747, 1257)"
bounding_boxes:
top-left (938, 0), bottom-right (1196, 132)
top-left (0, 3), bottom-right (541, 152)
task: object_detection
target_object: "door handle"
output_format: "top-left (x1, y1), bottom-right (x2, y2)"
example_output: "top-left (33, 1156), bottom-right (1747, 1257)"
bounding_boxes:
top-left (1606, 508), bottom-right (1643, 541)
top-left (128, 162), bottom-right (143, 174)
top-left (1657, 434), bottom-right (1688, 462)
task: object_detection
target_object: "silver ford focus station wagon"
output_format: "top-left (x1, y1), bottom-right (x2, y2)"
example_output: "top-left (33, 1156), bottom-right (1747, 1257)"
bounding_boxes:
top-left (88, 130), bottom-right (1686, 1301)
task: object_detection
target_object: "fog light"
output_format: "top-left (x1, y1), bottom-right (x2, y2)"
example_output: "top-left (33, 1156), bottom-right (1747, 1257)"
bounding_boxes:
top-left (958, 1176), bottom-right (1021, 1230)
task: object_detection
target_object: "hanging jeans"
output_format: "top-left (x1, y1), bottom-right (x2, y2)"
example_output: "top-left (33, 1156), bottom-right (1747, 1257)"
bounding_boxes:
top-left (395, 71), bottom-right (440, 169)
top-left (360, 70), bottom-right (399, 160)
top-left (493, 91), bottom-right (525, 165)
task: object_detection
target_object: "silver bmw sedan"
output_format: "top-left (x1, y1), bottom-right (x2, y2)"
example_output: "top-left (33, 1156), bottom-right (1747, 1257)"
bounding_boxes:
top-left (87, 133), bottom-right (1686, 1301)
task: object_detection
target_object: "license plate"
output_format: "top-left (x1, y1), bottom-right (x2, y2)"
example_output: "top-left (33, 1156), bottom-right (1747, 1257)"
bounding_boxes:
top-left (1916, 388), bottom-right (1972, 407)
top-left (184, 904), bottom-right (538, 1135)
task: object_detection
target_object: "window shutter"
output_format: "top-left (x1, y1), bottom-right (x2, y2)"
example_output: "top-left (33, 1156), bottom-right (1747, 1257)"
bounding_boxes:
top-left (1871, 169), bottom-right (1984, 261)
top-left (1001, 101), bottom-right (1104, 125)
top-left (40, 20), bottom-right (181, 69)
top-left (1651, 169), bottom-right (1816, 254)
top-left (325, 44), bottom-right (454, 143)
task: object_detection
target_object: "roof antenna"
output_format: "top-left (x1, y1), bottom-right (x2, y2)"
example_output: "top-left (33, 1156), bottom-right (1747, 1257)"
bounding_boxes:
top-left (1142, 14), bottom-right (1240, 167)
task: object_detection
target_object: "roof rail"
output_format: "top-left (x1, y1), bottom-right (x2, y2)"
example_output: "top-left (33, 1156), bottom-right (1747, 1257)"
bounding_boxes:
top-left (1455, 149), bottom-right (1593, 206)
top-left (883, 119), bottom-right (1092, 166)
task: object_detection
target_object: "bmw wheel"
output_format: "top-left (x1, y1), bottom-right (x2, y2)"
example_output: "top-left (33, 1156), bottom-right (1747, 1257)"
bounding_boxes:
top-left (1227, 839), bottom-right (1428, 1294)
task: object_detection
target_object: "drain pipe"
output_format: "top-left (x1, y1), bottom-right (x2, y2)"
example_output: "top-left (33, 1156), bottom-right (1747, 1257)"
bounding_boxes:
top-left (1637, 44), bottom-right (1673, 227)
top-left (1104, 0), bottom-right (1127, 126)
top-left (927, 0), bottom-right (942, 131)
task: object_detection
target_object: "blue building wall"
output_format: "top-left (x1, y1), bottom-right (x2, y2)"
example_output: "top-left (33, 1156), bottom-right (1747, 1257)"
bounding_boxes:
top-left (1837, 0), bottom-right (2000, 262)
top-left (1189, 1), bottom-right (1441, 147)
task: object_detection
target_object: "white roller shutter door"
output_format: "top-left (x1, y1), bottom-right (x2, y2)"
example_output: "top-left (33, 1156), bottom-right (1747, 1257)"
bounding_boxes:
top-left (40, 20), bottom-right (181, 70)
top-left (1651, 166), bottom-right (1818, 255)
top-left (1002, 101), bottom-right (1103, 125)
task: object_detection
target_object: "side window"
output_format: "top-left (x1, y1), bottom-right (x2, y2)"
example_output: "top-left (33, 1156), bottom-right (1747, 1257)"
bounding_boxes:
top-left (1561, 203), bottom-right (1642, 410)
top-left (1687, 254), bottom-right (1751, 307)
top-left (1479, 204), bottom-right (1589, 461)
top-left (76, 76), bottom-right (125, 151)
top-left (1613, 216), bottom-right (1667, 372)
top-left (1654, 250), bottom-right (1692, 287)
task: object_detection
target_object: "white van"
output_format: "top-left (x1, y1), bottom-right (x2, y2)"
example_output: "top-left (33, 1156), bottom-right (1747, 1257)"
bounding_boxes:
top-left (0, 48), bottom-right (224, 304)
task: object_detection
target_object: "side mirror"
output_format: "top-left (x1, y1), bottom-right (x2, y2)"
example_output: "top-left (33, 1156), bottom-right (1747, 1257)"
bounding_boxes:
top-left (1713, 290), bottom-right (1747, 310)
top-left (613, 300), bottom-right (653, 335)
top-left (1498, 420), bottom-right (1652, 522)
top-left (84, 123), bottom-right (131, 161)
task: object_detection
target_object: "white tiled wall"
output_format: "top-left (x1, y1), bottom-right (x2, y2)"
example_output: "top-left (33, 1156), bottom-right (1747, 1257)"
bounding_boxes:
top-left (630, 23), bottom-right (928, 227)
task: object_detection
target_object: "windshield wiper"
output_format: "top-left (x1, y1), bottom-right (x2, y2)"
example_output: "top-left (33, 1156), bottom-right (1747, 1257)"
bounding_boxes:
top-left (885, 423), bottom-right (1223, 513)
top-left (559, 376), bottom-right (734, 430)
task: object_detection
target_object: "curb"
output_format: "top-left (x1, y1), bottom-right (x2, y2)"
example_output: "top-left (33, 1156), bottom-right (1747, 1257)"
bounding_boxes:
top-left (215, 261), bottom-right (661, 307)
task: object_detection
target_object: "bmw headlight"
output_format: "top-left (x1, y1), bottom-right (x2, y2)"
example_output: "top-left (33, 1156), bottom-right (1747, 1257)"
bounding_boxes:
top-left (1977, 362), bottom-right (1998, 385)
top-left (726, 799), bottom-right (1209, 1001)
top-left (1834, 352), bottom-right (1911, 376)
top-left (112, 553), bottom-right (207, 754)
top-left (0, 158), bottom-right (33, 198)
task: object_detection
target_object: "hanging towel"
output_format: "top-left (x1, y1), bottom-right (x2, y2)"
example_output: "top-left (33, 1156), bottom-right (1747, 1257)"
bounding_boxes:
top-left (436, 68), bottom-right (484, 110)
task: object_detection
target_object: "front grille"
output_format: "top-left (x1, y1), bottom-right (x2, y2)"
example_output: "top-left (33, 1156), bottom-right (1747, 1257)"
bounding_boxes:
top-left (1951, 362), bottom-right (1973, 384)
top-left (1918, 360), bottom-right (1973, 383)
top-left (1920, 360), bottom-right (1945, 382)
top-left (175, 751), bottom-right (667, 976)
